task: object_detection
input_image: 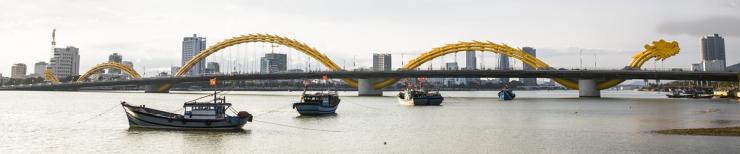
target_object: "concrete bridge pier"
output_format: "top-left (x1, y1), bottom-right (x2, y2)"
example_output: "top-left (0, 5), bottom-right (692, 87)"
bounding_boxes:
top-left (578, 79), bottom-right (600, 98)
top-left (144, 84), bottom-right (170, 93)
top-left (358, 78), bottom-right (383, 96)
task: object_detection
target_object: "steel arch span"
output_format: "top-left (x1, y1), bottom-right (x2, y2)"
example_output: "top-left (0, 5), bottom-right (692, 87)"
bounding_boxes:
top-left (370, 40), bottom-right (679, 90)
top-left (174, 34), bottom-right (360, 87)
top-left (78, 62), bottom-right (142, 82)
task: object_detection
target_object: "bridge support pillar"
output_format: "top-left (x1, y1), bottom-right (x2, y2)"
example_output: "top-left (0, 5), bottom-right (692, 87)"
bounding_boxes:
top-left (578, 79), bottom-right (600, 98)
top-left (358, 78), bottom-right (383, 96)
top-left (144, 84), bottom-right (170, 93)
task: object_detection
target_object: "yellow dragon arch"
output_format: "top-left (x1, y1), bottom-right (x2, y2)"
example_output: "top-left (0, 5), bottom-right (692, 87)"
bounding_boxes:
top-left (369, 41), bottom-right (551, 89)
top-left (174, 34), bottom-right (360, 87)
top-left (388, 39), bottom-right (679, 90)
top-left (78, 62), bottom-right (142, 82)
top-left (552, 40), bottom-right (680, 90)
top-left (43, 68), bottom-right (60, 84)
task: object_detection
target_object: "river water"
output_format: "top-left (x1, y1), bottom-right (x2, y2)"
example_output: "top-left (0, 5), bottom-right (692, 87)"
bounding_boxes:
top-left (1, 90), bottom-right (739, 153)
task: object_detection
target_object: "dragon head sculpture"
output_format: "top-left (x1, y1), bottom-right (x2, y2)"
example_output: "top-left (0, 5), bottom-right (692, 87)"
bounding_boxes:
top-left (644, 39), bottom-right (680, 61)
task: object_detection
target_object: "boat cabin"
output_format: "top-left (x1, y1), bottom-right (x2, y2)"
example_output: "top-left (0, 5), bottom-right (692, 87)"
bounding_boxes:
top-left (183, 97), bottom-right (231, 120)
top-left (301, 92), bottom-right (340, 106)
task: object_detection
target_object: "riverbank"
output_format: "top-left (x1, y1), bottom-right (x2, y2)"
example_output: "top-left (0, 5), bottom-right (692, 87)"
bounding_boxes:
top-left (654, 127), bottom-right (740, 136)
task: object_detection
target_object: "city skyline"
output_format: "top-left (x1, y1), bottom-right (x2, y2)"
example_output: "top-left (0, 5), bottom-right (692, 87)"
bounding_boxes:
top-left (1, 0), bottom-right (739, 76)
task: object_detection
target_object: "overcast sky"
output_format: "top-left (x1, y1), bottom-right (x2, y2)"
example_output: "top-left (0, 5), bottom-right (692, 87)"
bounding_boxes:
top-left (1, 0), bottom-right (739, 76)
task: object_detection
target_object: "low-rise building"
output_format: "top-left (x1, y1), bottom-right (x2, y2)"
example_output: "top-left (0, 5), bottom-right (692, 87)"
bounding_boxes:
top-left (11, 63), bottom-right (27, 79)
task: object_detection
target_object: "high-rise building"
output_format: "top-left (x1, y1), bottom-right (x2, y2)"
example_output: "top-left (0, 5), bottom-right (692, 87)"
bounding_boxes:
top-left (50, 46), bottom-right (80, 78)
top-left (11, 63), bottom-right (27, 79)
top-left (465, 51), bottom-right (476, 70)
top-left (260, 53), bottom-right (287, 73)
top-left (699, 34), bottom-right (726, 71)
top-left (206, 62), bottom-right (220, 74)
top-left (521, 47), bottom-right (537, 86)
top-left (498, 54), bottom-right (510, 83)
top-left (108, 53), bottom-right (123, 74)
top-left (182, 34), bottom-right (207, 76)
top-left (701, 34), bottom-right (726, 61)
top-left (33, 61), bottom-right (48, 77)
top-left (372, 53), bottom-right (392, 71)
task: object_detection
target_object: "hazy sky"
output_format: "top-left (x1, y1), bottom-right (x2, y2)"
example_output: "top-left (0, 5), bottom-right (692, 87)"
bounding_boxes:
top-left (1, 0), bottom-right (739, 76)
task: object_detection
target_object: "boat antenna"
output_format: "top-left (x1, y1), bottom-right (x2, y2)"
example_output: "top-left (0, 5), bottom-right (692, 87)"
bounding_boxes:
top-left (303, 79), bottom-right (309, 95)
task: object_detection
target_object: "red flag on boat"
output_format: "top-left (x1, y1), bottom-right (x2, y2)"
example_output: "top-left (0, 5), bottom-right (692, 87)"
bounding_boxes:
top-left (417, 76), bottom-right (426, 82)
top-left (209, 78), bottom-right (217, 88)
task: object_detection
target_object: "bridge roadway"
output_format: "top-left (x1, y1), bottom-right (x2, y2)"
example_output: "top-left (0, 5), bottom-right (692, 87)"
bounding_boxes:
top-left (3, 70), bottom-right (738, 90)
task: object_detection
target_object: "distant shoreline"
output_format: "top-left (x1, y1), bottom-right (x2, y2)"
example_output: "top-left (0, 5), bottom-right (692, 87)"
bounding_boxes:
top-left (654, 127), bottom-right (740, 137)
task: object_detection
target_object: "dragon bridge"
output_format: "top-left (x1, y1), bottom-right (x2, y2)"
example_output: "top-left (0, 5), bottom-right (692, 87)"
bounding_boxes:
top-left (44, 62), bottom-right (142, 83)
top-left (43, 33), bottom-right (679, 92)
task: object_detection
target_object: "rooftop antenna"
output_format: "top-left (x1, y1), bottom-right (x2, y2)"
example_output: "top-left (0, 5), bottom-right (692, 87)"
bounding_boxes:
top-left (50, 28), bottom-right (57, 57)
top-left (353, 55), bottom-right (356, 70)
top-left (270, 43), bottom-right (278, 54)
top-left (51, 28), bottom-right (56, 48)
top-left (401, 53), bottom-right (404, 66)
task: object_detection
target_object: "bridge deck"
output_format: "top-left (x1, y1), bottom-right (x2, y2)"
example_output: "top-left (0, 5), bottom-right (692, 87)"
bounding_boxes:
top-left (3, 70), bottom-right (738, 90)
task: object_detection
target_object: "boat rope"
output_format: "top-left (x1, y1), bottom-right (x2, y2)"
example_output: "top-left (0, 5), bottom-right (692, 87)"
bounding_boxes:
top-left (253, 103), bottom-right (295, 117)
top-left (74, 103), bottom-right (121, 124)
top-left (168, 107), bottom-right (184, 113)
top-left (344, 101), bottom-right (382, 111)
top-left (185, 91), bottom-right (225, 103)
top-left (252, 119), bottom-right (342, 133)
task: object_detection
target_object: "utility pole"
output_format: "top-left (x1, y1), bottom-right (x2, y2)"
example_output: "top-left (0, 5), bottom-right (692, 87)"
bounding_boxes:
top-left (579, 49), bottom-right (583, 69)
top-left (593, 52), bottom-right (597, 69)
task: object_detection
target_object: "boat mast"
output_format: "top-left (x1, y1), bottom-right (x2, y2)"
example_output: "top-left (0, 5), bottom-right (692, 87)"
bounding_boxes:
top-left (210, 78), bottom-right (217, 103)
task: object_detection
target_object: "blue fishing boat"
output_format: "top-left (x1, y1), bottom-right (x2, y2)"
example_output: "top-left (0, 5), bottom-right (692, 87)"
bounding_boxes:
top-left (498, 89), bottom-right (516, 100)
top-left (292, 91), bottom-right (341, 115)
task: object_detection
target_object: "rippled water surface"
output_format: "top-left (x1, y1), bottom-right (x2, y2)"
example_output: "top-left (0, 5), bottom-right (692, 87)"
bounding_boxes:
top-left (1, 90), bottom-right (740, 153)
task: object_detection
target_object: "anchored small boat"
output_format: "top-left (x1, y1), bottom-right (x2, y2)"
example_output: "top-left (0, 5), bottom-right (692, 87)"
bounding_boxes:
top-left (292, 79), bottom-right (340, 115)
top-left (666, 88), bottom-right (714, 99)
top-left (498, 89), bottom-right (516, 100)
top-left (121, 78), bottom-right (252, 130)
top-left (398, 88), bottom-right (444, 106)
top-left (292, 91), bottom-right (341, 115)
top-left (397, 77), bottom-right (443, 106)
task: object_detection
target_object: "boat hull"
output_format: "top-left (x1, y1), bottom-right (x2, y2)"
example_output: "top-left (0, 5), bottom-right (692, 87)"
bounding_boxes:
top-left (293, 103), bottom-right (338, 115)
top-left (398, 97), bottom-right (444, 106)
top-left (122, 104), bottom-right (248, 130)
